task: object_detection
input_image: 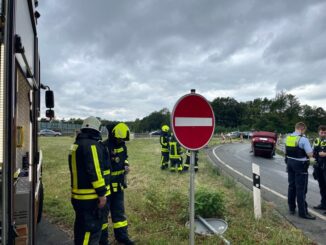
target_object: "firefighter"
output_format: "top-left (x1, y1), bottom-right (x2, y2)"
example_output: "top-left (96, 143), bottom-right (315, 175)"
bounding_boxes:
top-left (285, 122), bottom-right (315, 219)
top-left (160, 125), bottom-right (170, 169)
top-left (183, 150), bottom-right (199, 172)
top-left (312, 125), bottom-right (326, 211)
top-left (68, 116), bottom-right (111, 245)
top-left (104, 122), bottom-right (134, 245)
top-left (169, 134), bottom-right (183, 172)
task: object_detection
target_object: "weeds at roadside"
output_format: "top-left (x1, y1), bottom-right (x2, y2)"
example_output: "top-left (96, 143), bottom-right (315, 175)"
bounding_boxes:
top-left (223, 176), bottom-right (236, 189)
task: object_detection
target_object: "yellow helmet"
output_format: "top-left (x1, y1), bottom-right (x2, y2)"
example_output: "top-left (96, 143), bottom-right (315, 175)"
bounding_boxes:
top-left (161, 125), bottom-right (170, 132)
top-left (112, 123), bottom-right (130, 141)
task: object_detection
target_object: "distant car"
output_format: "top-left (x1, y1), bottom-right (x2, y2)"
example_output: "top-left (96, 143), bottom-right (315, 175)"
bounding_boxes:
top-left (38, 129), bottom-right (62, 136)
top-left (149, 130), bottom-right (161, 136)
top-left (251, 131), bottom-right (277, 158)
top-left (242, 131), bottom-right (253, 139)
top-left (226, 131), bottom-right (240, 138)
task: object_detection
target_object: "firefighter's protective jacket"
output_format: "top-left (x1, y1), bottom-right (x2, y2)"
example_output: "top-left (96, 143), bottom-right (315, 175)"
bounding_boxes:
top-left (69, 130), bottom-right (111, 208)
top-left (160, 132), bottom-right (170, 153)
top-left (106, 140), bottom-right (128, 192)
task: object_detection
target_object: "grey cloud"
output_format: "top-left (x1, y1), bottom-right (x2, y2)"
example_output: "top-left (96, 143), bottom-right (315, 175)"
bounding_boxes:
top-left (38, 0), bottom-right (326, 120)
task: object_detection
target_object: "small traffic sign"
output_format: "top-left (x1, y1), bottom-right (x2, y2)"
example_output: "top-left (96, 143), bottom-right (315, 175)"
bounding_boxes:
top-left (171, 91), bottom-right (215, 150)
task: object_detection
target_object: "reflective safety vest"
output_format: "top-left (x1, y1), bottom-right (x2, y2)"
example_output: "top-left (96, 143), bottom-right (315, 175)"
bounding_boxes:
top-left (285, 135), bottom-right (308, 159)
top-left (314, 138), bottom-right (326, 148)
top-left (160, 133), bottom-right (169, 153)
top-left (69, 132), bottom-right (111, 206)
top-left (313, 137), bottom-right (326, 164)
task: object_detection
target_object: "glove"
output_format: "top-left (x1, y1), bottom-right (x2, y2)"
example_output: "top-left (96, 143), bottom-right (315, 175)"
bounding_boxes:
top-left (309, 158), bottom-right (317, 166)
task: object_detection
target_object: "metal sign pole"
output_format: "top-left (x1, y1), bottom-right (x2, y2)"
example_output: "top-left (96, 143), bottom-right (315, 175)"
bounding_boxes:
top-left (190, 150), bottom-right (195, 245)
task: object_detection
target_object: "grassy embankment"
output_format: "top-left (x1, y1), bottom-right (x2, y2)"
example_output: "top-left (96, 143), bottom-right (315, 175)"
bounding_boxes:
top-left (40, 136), bottom-right (312, 244)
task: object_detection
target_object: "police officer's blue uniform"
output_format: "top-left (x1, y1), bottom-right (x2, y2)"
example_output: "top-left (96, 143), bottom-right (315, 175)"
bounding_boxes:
top-left (285, 132), bottom-right (314, 219)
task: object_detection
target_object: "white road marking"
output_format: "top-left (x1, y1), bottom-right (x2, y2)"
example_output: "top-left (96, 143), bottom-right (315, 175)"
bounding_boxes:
top-left (175, 117), bottom-right (212, 127)
top-left (212, 145), bottom-right (326, 221)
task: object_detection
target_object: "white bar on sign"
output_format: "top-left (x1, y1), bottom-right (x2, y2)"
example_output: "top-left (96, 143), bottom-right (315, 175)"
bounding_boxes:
top-left (175, 117), bottom-right (212, 127)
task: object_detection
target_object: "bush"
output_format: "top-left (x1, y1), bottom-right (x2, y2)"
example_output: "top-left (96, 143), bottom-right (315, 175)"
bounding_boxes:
top-left (195, 187), bottom-right (225, 218)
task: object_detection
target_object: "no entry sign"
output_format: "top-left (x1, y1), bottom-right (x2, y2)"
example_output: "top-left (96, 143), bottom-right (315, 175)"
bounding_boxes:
top-left (171, 91), bottom-right (215, 150)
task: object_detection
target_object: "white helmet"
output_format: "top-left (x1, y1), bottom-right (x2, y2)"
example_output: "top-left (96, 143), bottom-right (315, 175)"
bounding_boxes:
top-left (81, 116), bottom-right (101, 132)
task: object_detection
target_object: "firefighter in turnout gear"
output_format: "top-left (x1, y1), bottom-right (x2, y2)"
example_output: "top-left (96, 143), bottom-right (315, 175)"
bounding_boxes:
top-left (169, 134), bottom-right (183, 172)
top-left (285, 122), bottom-right (315, 219)
top-left (312, 125), bottom-right (326, 211)
top-left (160, 125), bottom-right (170, 169)
top-left (68, 116), bottom-right (111, 245)
top-left (183, 150), bottom-right (199, 172)
top-left (104, 122), bottom-right (134, 245)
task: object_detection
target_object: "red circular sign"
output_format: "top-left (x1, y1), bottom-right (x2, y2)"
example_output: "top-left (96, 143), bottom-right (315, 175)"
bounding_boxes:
top-left (171, 92), bottom-right (215, 150)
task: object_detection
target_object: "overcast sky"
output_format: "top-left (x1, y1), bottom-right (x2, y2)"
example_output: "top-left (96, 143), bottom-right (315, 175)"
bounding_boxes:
top-left (38, 0), bottom-right (326, 121)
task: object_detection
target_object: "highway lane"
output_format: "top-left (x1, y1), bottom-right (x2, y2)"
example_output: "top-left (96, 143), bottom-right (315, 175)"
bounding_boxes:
top-left (208, 142), bottom-right (326, 244)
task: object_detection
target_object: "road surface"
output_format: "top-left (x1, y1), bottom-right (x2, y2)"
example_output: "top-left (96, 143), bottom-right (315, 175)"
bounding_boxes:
top-left (36, 218), bottom-right (72, 245)
top-left (207, 142), bottom-right (326, 244)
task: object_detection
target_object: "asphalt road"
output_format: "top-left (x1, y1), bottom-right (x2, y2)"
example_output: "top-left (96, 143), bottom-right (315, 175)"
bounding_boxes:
top-left (207, 142), bottom-right (326, 245)
top-left (36, 218), bottom-right (72, 245)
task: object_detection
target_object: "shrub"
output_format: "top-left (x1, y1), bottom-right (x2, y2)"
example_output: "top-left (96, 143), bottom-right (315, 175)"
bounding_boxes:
top-left (195, 187), bottom-right (225, 218)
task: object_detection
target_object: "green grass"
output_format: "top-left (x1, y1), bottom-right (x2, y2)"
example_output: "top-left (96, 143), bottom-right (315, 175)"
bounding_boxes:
top-left (40, 136), bottom-right (313, 244)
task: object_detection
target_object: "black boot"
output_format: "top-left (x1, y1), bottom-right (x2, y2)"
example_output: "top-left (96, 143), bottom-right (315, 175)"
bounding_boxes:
top-left (117, 238), bottom-right (135, 245)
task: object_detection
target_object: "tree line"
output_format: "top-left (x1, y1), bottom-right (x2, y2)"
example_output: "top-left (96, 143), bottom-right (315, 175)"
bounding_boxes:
top-left (42, 92), bottom-right (326, 134)
top-left (127, 92), bottom-right (326, 134)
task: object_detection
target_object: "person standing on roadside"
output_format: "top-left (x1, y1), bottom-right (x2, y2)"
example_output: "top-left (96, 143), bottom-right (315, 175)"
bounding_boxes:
top-left (160, 125), bottom-right (170, 170)
top-left (104, 122), bottom-right (135, 245)
top-left (312, 125), bottom-right (326, 212)
top-left (285, 122), bottom-right (315, 219)
top-left (68, 116), bottom-right (111, 244)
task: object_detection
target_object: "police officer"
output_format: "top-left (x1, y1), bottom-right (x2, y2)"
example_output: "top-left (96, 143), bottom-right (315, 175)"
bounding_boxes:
top-left (104, 122), bottom-right (134, 245)
top-left (68, 116), bottom-right (111, 245)
top-left (312, 125), bottom-right (326, 211)
top-left (169, 134), bottom-right (183, 172)
top-left (285, 122), bottom-right (315, 219)
top-left (183, 150), bottom-right (198, 172)
top-left (160, 125), bottom-right (170, 170)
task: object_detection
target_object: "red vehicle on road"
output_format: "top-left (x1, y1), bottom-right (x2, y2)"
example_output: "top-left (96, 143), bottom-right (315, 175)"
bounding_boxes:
top-left (251, 131), bottom-right (277, 158)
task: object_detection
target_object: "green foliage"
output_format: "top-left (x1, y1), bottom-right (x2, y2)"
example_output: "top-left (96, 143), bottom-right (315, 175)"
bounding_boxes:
top-left (128, 108), bottom-right (170, 133)
top-left (235, 189), bottom-right (252, 208)
top-left (223, 176), bottom-right (236, 189)
top-left (195, 187), bottom-right (225, 218)
top-left (210, 91), bottom-right (326, 133)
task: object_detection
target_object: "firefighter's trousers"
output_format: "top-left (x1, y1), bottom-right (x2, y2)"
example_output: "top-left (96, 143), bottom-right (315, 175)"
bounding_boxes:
top-left (161, 151), bottom-right (169, 169)
top-left (110, 190), bottom-right (130, 242)
top-left (183, 156), bottom-right (198, 171)
top-left (73, 205), bottom-right (107, 245)
top-left (170, 157), bottom-right (183, 172)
